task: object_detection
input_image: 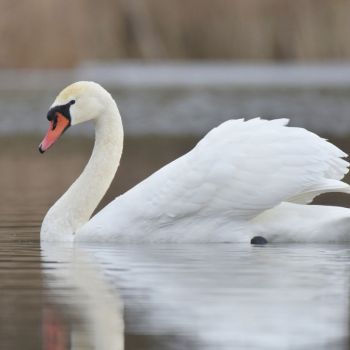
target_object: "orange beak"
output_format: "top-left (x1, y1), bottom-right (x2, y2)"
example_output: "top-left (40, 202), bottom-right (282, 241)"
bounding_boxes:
top-left (39, 112), bottom-right (70, 153)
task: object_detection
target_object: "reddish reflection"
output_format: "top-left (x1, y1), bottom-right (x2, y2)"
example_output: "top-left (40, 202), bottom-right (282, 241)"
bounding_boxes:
top-left (43, 305), bottom-right (70, 350)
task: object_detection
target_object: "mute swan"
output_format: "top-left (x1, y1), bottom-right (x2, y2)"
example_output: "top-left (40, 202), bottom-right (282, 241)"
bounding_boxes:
top-left (39, 81), bottom-right (350, 243)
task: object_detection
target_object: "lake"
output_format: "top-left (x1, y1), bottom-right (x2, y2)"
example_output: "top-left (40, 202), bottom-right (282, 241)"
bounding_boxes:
top-left (1, 136), bottom-right (350, 350)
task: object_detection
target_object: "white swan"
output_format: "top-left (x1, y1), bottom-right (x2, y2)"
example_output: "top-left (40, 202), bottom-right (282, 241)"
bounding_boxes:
top-left (39, 81), bottom-right (350, 243)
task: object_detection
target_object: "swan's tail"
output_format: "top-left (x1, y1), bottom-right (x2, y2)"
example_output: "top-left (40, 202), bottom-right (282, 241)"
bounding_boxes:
top-left (251, 202), bottom-right (350, 242)
top-left (288, 179), bottom-right (350, 204)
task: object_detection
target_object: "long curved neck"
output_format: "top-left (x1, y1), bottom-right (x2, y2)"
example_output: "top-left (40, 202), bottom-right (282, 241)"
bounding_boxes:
top-left (41, 100), bottom-right (123, 241)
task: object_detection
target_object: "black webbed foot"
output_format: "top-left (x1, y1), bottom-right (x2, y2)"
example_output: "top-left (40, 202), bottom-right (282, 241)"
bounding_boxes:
top-left (250, 236), bottom-right (268, 245)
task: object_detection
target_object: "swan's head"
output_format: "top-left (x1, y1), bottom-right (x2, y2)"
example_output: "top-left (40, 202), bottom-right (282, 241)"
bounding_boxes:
top-left (39, 81), bottom-right (110, 153)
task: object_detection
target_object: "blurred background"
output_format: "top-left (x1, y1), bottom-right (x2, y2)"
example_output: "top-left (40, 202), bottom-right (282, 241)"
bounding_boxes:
top-left (2, 0), bottom-right (350, 66)
top-left (1, 0), bottom-right (350, 210)
top-left (2, 0), bottom-right (350, 131)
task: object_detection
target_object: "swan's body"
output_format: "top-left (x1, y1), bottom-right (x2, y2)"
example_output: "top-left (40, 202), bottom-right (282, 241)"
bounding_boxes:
top-left (40, 81), bottom-right (350, 243)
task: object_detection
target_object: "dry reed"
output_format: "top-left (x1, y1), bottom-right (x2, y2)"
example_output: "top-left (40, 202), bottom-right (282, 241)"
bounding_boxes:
top-left (0, 0), bottom-right (350, 68)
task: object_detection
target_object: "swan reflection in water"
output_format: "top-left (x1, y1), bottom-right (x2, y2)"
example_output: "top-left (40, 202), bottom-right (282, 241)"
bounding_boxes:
top-left (41, 243), bottom-right (124, 350)
top-left (40, 242), bottom-right (350, 350)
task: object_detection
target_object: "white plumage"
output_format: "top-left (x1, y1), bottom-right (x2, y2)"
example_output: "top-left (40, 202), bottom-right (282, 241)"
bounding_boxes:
top-left (40, 82), bottom-right (350, 243)
top-left (77, 117), bottom-right (350, 242)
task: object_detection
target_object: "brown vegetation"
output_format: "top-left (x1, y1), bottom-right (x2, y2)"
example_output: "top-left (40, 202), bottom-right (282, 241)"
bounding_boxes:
top-left (1, 0), bottom-right (350, 68)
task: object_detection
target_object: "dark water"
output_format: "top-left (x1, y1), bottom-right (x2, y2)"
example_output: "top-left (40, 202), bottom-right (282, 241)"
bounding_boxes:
top-left (1, 136), bottom-right (350, 350)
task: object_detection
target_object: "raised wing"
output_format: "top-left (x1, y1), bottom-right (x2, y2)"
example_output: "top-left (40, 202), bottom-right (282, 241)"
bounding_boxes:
top-left (78, 118), bottom-right (349, 240)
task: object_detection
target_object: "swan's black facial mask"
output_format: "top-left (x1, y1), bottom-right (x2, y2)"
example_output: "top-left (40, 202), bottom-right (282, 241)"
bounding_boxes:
top-left (38, 100), bottom-right (75, 153)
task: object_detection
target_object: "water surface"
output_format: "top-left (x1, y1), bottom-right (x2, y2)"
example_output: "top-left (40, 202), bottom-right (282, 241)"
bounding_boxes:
top-left (1, 136), bottom-right (350, 349)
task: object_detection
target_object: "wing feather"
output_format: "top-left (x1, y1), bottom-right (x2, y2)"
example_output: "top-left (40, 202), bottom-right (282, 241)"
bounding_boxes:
top-left (83, 118), bottom-right (350, 235)
top-left (135, 118), bottom-right (350, 219)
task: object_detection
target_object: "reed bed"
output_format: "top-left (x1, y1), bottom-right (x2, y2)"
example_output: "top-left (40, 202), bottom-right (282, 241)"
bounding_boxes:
top-left (1, 0), bottom-right (350, 67)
